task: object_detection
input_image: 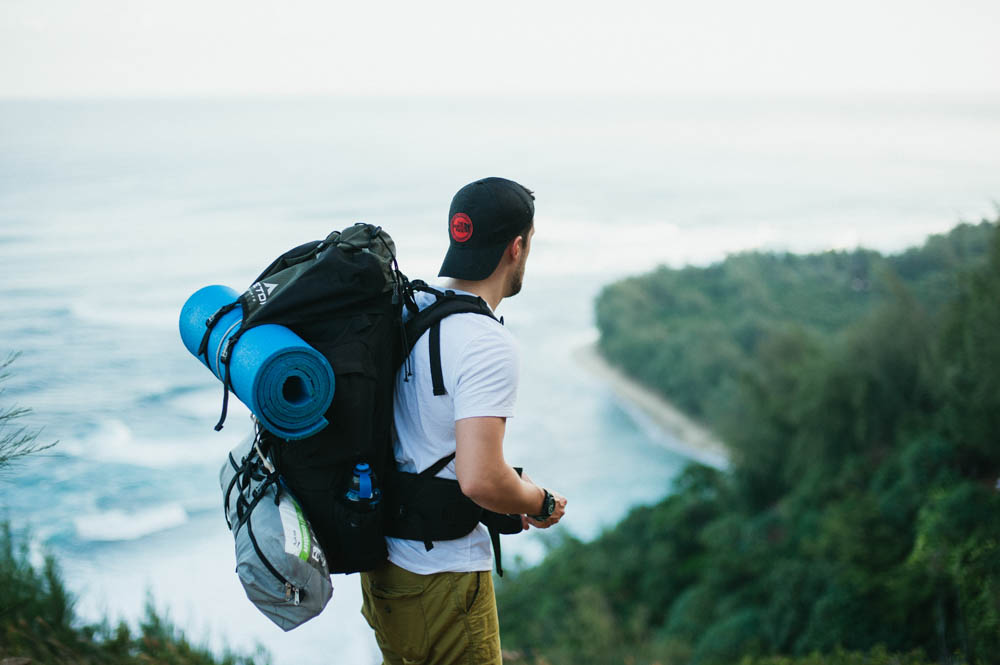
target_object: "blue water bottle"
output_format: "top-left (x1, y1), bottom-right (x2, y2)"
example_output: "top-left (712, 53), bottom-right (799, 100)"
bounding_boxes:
top-left (345, 462), bottom-right (381, 511)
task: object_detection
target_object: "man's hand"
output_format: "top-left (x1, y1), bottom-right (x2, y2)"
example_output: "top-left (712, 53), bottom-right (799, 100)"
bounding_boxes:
top-left (521, 490), bottom-right (567, 530)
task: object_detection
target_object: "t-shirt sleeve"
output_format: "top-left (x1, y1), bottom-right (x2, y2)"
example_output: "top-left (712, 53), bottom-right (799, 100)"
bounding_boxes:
top-left (452, 329), bottom-right (519, 421)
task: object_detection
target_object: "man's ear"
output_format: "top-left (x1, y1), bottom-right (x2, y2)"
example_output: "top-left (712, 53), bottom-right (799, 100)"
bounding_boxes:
top-left (508, 235), bottom-right (524, 262)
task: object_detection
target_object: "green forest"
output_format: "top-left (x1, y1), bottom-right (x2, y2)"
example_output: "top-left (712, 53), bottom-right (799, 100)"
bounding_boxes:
top-left (496, 220), bottom-right (1000, 664)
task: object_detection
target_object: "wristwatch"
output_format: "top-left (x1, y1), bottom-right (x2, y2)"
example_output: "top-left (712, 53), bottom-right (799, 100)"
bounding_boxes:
top-left (530, 489), bottom-right (556, 521)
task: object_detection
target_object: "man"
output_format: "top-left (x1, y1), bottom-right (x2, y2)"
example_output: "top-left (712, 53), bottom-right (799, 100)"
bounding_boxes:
top-left (361, 177), bottom-right (568, 664)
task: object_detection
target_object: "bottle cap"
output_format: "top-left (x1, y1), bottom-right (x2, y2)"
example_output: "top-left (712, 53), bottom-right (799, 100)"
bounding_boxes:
top-left (355, 462), bottom-right (373, 499)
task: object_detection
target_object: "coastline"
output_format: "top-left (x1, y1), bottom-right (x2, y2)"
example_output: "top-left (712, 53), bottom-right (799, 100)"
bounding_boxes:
top-left (573, 342), bottom-right (729, 470)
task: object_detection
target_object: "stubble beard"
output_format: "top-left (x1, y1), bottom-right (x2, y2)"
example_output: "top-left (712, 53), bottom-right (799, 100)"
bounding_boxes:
top-left (506, 257), bottom-right (527, 298)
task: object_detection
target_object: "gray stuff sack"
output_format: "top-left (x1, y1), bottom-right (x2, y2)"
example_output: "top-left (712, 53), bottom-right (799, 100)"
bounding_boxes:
top-left (220, 429), bottom-right (333, 631)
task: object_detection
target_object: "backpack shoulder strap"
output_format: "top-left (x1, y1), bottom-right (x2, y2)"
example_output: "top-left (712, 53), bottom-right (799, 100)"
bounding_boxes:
top-left (403, 287), bottom-right (501, 397)
top-left (403, 285), bottom-right (498, 353)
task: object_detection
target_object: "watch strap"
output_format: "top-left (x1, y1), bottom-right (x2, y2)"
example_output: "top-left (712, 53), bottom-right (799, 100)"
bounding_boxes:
top-left (529, 488), bottom-right (554, 521)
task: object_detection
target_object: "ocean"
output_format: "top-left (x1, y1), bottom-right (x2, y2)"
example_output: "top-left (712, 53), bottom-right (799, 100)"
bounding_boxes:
top-left (1, 94), bottom-right (998, 663)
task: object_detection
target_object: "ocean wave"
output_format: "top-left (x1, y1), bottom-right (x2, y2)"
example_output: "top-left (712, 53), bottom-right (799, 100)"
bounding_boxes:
top-left (69, 300), bottom-right (175, 329)
top-left (73, 503), bottom-right (188, 542)
top-left (60, 417), bottom-right (248, 469)
top-left (160, 385), bottom-right (252, 422)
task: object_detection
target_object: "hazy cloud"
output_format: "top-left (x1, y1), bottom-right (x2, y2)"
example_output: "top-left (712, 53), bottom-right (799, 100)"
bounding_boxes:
top-left (1, 0), bottom-right (998, 97)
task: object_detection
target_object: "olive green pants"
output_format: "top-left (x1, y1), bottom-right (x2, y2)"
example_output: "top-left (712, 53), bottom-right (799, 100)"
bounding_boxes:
top-left (361, 561), bottom-right (502, 665)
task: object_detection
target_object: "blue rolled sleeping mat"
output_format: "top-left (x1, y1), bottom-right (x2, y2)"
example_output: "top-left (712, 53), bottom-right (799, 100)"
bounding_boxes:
top-left (179, 285), bottom-right (335, 440)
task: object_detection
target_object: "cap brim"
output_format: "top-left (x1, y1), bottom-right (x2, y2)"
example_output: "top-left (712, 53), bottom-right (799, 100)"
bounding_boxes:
top-left (438, 243), bottom-right (507, 281)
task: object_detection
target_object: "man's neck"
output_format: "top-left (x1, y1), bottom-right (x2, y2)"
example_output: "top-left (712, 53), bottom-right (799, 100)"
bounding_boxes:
top-left (440, 278), bottom-right (504, 311)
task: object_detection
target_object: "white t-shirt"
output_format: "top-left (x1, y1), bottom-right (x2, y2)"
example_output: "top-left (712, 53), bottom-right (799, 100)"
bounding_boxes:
top-left (386, 288), bottom-right (520, 574)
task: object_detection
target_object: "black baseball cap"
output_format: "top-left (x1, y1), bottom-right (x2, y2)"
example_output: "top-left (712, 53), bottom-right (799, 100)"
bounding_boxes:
top-left (438, 177), bottom-right (535, 281)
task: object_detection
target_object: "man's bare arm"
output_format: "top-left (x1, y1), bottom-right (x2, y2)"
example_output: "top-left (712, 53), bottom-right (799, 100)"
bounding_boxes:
top-left (454, 416), bottom-right (565, 525)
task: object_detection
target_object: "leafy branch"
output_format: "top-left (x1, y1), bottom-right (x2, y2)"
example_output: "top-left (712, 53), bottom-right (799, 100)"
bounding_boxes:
top-left (0, 352), bottom-right (56, 472)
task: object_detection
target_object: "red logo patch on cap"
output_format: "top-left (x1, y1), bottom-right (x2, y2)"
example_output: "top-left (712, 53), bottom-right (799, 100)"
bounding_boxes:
top-left (450, 213), bottom-right (473, 243)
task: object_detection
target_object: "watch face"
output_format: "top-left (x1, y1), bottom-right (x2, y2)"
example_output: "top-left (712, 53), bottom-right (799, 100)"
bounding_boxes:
top-left (532, 490), bottom-right (555, 521)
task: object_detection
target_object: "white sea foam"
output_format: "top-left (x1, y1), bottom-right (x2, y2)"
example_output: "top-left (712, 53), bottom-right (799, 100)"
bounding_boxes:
top-left (69, 300), bottom-right (175, 329)
top-left (61, 417), bottom-right (248, 469)
top-left (614, 398), bottom-right (729, 470)
top-left (166, 387), bottom-right (247, 422)
top-left (74, 503), bottom-right (188, 542)
top-left (531, 212), bottom-right (970, 279)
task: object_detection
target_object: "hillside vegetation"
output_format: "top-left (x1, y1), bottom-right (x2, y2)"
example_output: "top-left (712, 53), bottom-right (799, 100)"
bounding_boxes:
top-left (595, 222), bottom-right (993, 425)
top-left (496, 221), bottom-right (1000, 665)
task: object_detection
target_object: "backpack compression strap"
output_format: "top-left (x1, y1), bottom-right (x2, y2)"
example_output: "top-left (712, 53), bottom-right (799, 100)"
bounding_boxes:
top-left (195, 300), bottom-right (246, 432)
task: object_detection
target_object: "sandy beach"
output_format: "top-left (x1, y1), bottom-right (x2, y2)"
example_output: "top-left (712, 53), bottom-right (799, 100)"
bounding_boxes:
top-left (574, 343), bottom-right (729, 470)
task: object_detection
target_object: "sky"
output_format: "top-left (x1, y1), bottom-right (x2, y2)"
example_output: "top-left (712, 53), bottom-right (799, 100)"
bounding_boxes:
top-left (2, 0), bottom-right (999, 98)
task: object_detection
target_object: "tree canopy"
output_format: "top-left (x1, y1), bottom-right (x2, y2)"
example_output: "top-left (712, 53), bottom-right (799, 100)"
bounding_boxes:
top-left (497, 220), bottom-right (1000, 665)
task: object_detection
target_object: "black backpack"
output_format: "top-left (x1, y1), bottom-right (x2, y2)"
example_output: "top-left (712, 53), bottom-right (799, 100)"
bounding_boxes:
top-left (202, 223), bottom-right (520, 577)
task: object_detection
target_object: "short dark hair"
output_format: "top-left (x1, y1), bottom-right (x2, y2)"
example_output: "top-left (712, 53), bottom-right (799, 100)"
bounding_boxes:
top-left (513, 185), bottom-right (535, 240)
